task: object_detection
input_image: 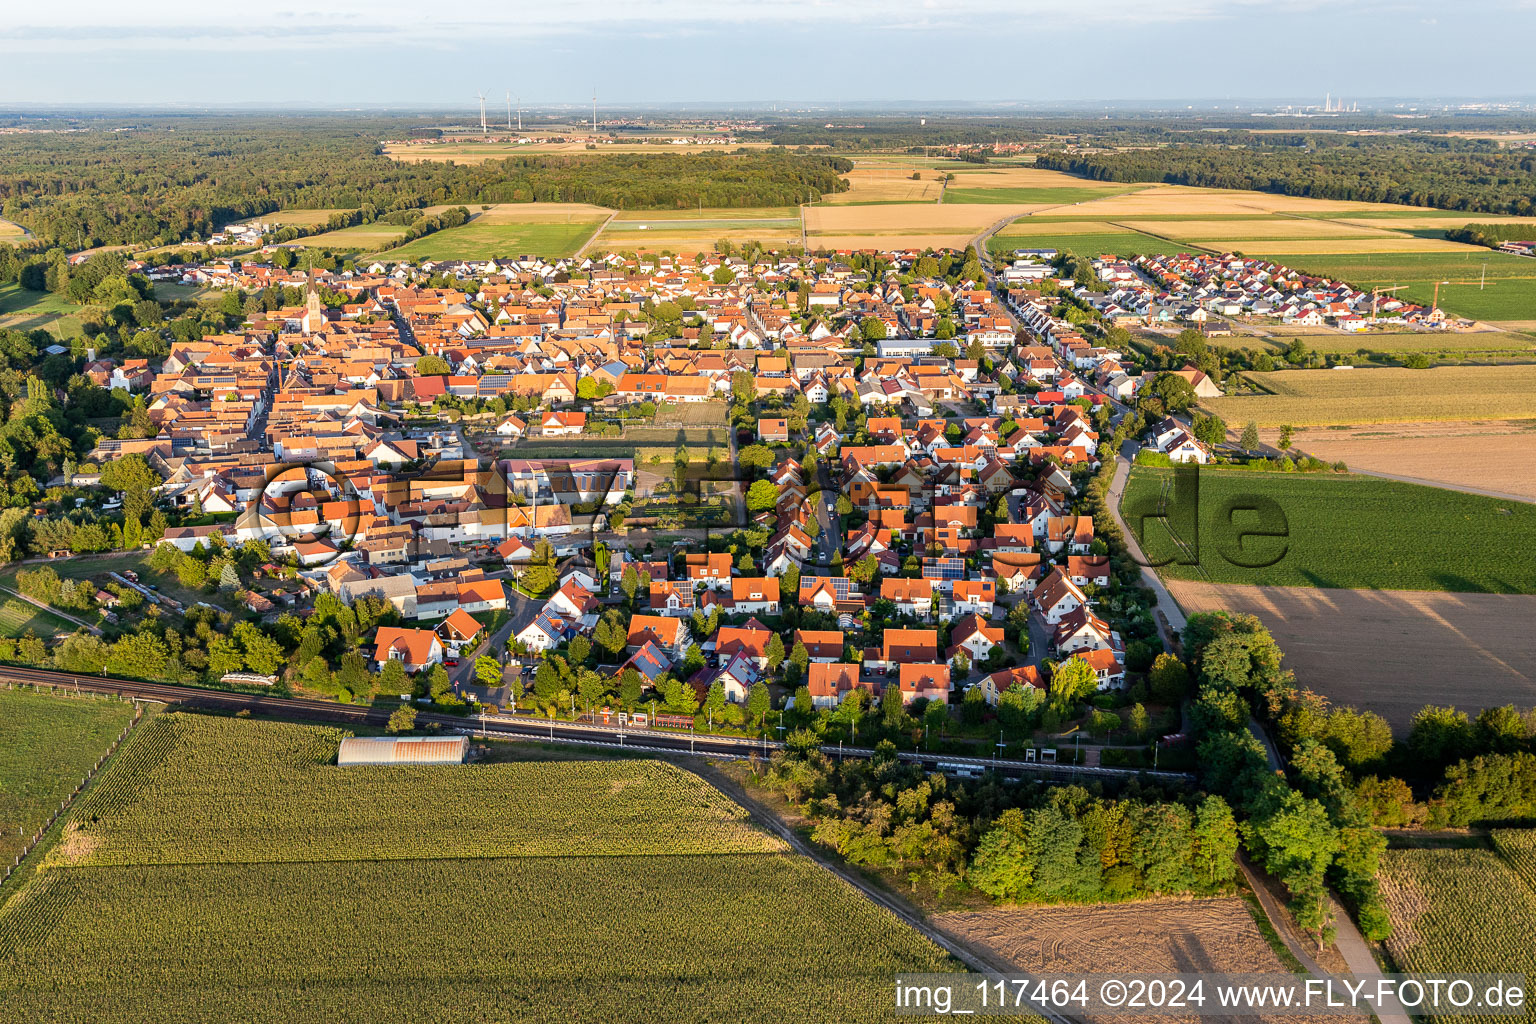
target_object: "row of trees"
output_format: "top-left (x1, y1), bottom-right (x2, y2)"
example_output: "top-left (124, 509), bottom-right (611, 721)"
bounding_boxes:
top-left (765, 742), bottom-right (1238, 900)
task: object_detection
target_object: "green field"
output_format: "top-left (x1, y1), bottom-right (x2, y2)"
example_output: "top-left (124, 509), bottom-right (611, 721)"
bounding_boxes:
top-left (0, 713), bottom-right (959, 1022)
top-left (944, 186), bottom-right (1125, 205)
top-left (1274, 251), bottom-right (1536, 323)
top-left (1122, 467), bottom-right (1536, 592)
top-left (1378, 838), bottom-right (1536, 1024)
top-left (0, 284), bottom-right (85, 338)
top-left (0, 595), bottom-right (76, 638)
top-left (0, 689), bottom-right (136, 863)
top-left (380, 218), bottom-right (605, 260)
top-left (988, 230), bottom-right (1192, 258)
top-left (295, 222), bottom-right (410, 250)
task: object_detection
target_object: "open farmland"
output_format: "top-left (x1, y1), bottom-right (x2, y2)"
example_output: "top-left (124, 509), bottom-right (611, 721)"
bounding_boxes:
top-left (596, 207), bottom-right (801, 251)
top-left (0, 689), bottom-right (136, 864)
top-left (822, 162), bottom-right (944, 204)
top-left (1278, 421), bottom-right (1536, 501)
top-left (805, 202), bottom-right (1041, 249)
top-left (293, 222), bottom-right (410, 249)
top-left (936, 898), bottom-right (1289, 975)
top-left (1377, 843), bottom-right (1536, 1024)
top-left (0, 594), bottom-right (76, 637)
top-left (1202, 365), bottom-right (1536, 425)
top-left (0, 713), bottom-right (961, 1022)
top-left (377, 216), bottom-right (606, 260)
top-left (989, 228), bottom-right (1192, 258)
top-left (1122, 467), bottom-right (1536, 593)
top-left (1163, 581), bottom-right (1536, 731)
top-left (1270, 250), bottom-right (1536, 324)
top-left (0, 217), bottom-right (29, 239)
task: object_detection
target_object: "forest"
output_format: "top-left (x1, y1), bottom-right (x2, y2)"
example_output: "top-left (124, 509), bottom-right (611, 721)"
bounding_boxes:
top-left (0, 118), bottom-right (852, 248)
top-left (1035, 136), bottom-right (1536, 216)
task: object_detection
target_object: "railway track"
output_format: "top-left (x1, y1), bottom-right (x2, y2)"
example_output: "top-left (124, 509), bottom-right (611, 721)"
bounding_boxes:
top-left (2, 665), bottom-right (1193, 782)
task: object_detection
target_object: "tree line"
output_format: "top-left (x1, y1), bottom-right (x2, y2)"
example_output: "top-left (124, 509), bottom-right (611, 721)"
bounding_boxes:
top-left (0, 119), bottom-right (852, 249)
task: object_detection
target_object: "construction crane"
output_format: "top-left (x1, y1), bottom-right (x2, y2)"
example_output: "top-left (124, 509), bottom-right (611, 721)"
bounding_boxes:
top-left (476, 91), bottom-right (487, 135)
top-left (1370, 284), bottom-right (1408, 319)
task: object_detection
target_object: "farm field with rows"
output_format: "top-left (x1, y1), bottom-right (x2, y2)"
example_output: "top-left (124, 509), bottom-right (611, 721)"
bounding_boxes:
top-left (1202, 364), bottom-right (1536, 425)
top-left (1377, 838), bottom-right (1536, 1024)
top-left (0, 713), bottom-right (962, 1022)
top-left (1121, 467), bottom-right (1536, 593)
top-left (0, 689), bottom-right (136, 863)
top-left (61, 714), bottom-right (785, 865)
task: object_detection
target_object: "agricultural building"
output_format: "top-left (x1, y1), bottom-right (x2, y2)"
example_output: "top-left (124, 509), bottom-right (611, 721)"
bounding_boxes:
top-left (336, 735), bottom-right (468, 766)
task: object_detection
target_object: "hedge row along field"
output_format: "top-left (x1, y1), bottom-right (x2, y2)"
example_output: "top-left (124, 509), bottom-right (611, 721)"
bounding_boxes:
top-left (0, 688), bottom-right (136, 863)
top-left (1377, 840), bottom-right (1536, 1024)
top-left (1121, 467), bottom-right (1536, 593)
top-left (61, 713), bottom-right (786, 865)
top-left (0, 713), bottom-right (964, 1022)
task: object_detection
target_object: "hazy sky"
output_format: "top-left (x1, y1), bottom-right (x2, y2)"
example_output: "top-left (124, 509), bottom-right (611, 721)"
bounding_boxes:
top-left (4, 0), bottom-right (1533, 107)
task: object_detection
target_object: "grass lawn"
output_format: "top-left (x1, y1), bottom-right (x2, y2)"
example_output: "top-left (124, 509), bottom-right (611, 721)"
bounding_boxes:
top-left (378, 218), bottom-right (605, 260)
top-left (988, 229), bottom-right (1193, 257)
top-left (0, 595), bottom-right (78, 637)
top-left (0, 284), bottom-right (86, 339)
top-left (1122, 466), bottom-right (1536, 593)
top-left (1273, 250), bottom-right (1536, 323)
top-left (0, 688), bottom-right (136, 863)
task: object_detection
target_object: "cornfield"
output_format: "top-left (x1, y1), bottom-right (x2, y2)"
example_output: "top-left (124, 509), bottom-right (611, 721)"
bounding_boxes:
top-left (61, 713), bottom-right (786, 866)
top-left (0, 688), bottom-right (136, 863)
top-left (0, 712), bottom-right (971, 1022)
top-left (1377, 843), bottom-right (1536, 1024)
top-left (1491, 829), bottom-right (1536, 895)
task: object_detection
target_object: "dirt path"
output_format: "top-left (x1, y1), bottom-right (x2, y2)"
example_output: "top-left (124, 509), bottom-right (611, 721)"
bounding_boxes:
top-left (573, 212), bottom-right (616, 259)
top-left (1237, 854), bottom-right (1326, 977)
top-left (0, 585), bottom-right (102, 636)
top-left (1329, 895), bottom-right (1411, 1024)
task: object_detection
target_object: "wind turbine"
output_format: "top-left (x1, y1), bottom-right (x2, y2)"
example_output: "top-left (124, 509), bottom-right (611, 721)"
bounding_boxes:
top-left (506, 91), bottom-right (512, 131)
top-left (516, 95), bottom-right (522, 132)
top-left (477, 91), bottom-right (487, 134)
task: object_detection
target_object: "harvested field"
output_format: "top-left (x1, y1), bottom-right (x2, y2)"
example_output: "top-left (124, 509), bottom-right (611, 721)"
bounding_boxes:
top-left (1333, 214), bottom-right (1536, 232)
top-left (1067, 186), bottom-right (1432, 218)
top-left (822, 164), bottom-right (943, 204)
top-left (1164, 581), bottom-right (1536, 732)
top-left (942, 167), bottom-right (1114, 190)
top-left (1216, 238), bottom-right (1484, 256)
top-left (806, 202), bottom-right (1039, 237)
top-left (611, 206), bottom-right (796, 222)
top-left (1281, 420), bottom-right (1536, 501)
top-left (1249, 330), bottom-right (1536, 355)
top-left (936, 899), bottom-right (1315, 1023)
top-left (296, 223), bottom-right (409, 249)
top-left (1120, 218), bottom-right (1403, 241)
top-left (469, 203), bottom-right (611, 223)
top-left (255, 209), bottom-right (348, 227)
top-left (0, 218), bottom-right (26, 239)
top-left (936, 898), bottom-right (1284, 974)
top-left (1203, 365), bottom-right (1536, 425)
top-left (995, 219), bottom-right (1147, 235)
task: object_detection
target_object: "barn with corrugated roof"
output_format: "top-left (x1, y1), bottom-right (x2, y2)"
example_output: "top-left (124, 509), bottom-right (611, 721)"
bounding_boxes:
top-left (336, 735), bottom-right (468, 766)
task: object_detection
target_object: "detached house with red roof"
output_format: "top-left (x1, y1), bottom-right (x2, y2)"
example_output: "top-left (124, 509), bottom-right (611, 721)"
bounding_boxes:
top-left (372, 627), bottom-right (444, 673)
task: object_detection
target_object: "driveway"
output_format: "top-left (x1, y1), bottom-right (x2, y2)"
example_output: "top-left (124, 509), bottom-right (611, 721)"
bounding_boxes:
top-left (1104, 449), bottom-right (1187, 647)
top-left (451, 586), bottom-right (543, 694)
